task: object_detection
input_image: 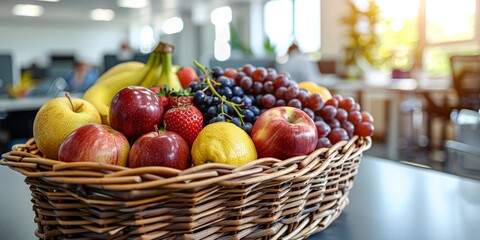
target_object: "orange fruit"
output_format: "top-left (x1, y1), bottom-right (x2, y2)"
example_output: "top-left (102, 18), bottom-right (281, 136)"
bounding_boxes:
top-left (298, 81), bottom-right (332, 102)
top-left (191, 122), bottom-right (257, 166)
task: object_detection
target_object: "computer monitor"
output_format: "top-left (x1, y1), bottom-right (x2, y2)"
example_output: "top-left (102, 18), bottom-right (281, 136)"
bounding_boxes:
top-left (103, 53), bottom-right (149, 73)
top-left (50, 54), bottom-right (75, 65)
top-left (0, 55), bottom-right (14, 97)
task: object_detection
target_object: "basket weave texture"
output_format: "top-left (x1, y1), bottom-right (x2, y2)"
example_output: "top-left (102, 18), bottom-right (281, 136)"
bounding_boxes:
top-left (1, 136), bottom-right (371, 240)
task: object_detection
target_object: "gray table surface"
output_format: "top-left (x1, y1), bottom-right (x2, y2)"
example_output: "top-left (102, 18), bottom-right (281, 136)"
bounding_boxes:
top-left (1, 155), bottom-right (479, 240)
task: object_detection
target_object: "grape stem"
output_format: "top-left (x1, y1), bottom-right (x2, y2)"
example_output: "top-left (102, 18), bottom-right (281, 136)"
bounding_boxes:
top-left (194, 60), bottom-right (245, 125)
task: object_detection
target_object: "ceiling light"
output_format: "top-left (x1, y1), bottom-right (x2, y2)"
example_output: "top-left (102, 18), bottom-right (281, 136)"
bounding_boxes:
top-left (214, 40), bottom-right (231, 61)
top-left (163, 17), bottom-right (184, 35)
top-left (211, 6), bottom-right (232, 26)
top-left (12, 4), bottom-right (44, 17)
top-left (140, 25), bottom-right (155, 53)
top-left (117, 0), bottom-right (149, 9)
top-left (90, 8), bottom-right (115, 21)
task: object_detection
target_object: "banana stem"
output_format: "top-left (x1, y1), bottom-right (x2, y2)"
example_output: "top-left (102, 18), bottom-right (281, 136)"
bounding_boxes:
top-left (161, 52), bottom-right (172, 75)
top-left (150, 42), bottom-right (181, 90)
top-left (153, 42), bottom-right (174, 54)
top-left (144, 54), bottom-right (158, 79)
top-left (140, 53), bottom-right (162, 88)
top-left (153, 54), bottom-right (161, 70)
top-left (147, 41), bottom-right (173, 67)
top-left (145, 52), bottom-right (157, 67)
top-left (158, 42), bottom-right (174, 53)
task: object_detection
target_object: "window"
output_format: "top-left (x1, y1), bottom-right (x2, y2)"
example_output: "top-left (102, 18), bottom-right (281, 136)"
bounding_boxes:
top-left (264, 0), bottom-right (293, 54)
top-left (425, 0), bottom-right (475, 43)
top-left (294, 0), bottom-right (321, 53)
top-left (264, 0), bottom-right (320, 54)
top-left (376, 0), bottom-right (418, 71)
top-left (422, 0), bottom-right (478, 77)
top-left (373, 0), bottom-right (479, 77)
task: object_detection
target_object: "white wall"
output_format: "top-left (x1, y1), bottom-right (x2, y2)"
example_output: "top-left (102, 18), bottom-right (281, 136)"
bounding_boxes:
top-left (159, 13), bottom-right (204, 68)
top-left (0, 20), bottom-right (128, 80)
top-left (320, 0), bottom-right (350, 69)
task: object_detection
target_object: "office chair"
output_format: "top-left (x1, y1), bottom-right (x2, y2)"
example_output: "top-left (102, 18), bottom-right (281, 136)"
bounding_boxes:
top-left (423, 55), bottom-right (480, 151)
top-left (445, 109), bottom-right (480, 180)
top-left (442, 55), bottom-right (480, 178)
top-left (450, 54), bottom-right (480, 111)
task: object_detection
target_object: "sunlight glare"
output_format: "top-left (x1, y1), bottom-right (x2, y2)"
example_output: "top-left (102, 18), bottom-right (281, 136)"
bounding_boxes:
top-left (426, 0), bottom-right (475, 37)
top-left (376, 0), bottom-right (418, 19)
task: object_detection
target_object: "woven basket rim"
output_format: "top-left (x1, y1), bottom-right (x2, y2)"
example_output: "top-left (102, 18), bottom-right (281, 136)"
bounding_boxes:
top-left (1, 136), bottom-right (371, 191)
top-left (1, 135), bottom-right (371, 174)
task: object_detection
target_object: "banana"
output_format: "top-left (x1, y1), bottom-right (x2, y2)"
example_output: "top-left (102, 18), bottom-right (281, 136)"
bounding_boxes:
top-left (139, 57), bottom-right (162, 88)
top-left (83, 54), bottom-right (160, 124)
top-left (97, 61), bottom-right (145, 83)
top-left (172, 65), bottom-right (180, 73)
top-left (154, 43), bottom-right (183, 90)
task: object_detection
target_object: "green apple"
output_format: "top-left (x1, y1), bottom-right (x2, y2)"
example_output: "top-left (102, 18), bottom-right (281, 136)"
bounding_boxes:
top-left (33, 93), bottom-right (102, 159)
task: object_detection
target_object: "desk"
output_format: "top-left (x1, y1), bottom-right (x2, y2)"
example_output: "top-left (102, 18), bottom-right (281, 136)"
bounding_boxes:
top-left (310, 156), bottom-right (480, 240)
top-left (0, 97), bottom-right (52, 112)
top-left (0, 92), bottom-right (83, 113)
top-left (329, 78), bottom-right (453, 160)
top-left (0, 97), bottom-right (54, 153)
top-left (1, 155), bottom-right (479, 240)
top-left (0, 94), bottom-right (84, 152)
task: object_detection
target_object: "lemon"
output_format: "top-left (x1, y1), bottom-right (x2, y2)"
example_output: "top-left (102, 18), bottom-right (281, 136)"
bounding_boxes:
top-left (298, 81), bottom-right (332, 102)
top-left (192, 122), bottom-right (258, 166)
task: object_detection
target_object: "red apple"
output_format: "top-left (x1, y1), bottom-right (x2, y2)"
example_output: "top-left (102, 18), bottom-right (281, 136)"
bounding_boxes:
top-left (58, 123), bottom-right (130, 166)
top-left (129, 130), bottom-right (190, 170)
top-left (251, 106), bottom-right (318, 160)
top-left (109, 86), bottom-right (164, 141)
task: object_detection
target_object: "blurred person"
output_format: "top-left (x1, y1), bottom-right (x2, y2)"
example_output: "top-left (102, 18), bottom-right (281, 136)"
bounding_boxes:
top-left (277, 43), bottom-right (323, 83)
top-left (64, 61), bottom-right (99, 93)
top-left (117, 41), bottom-right (134, 61)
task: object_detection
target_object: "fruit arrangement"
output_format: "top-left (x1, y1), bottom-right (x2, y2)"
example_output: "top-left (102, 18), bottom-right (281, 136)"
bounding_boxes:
top-left (82, 42), bottom-right (182, 124)
top-left (187, 61), bottom-right (374, 149)
top-left (31, 43), bottom-right (374, 171)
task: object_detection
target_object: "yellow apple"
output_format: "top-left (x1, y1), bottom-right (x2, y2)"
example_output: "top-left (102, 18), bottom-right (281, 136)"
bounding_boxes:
top-left (33, 93), bottom-right (102, 159)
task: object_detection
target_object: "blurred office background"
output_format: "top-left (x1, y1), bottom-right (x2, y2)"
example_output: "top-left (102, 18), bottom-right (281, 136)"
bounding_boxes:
top-left (0, 0), bottom-right (479, 179)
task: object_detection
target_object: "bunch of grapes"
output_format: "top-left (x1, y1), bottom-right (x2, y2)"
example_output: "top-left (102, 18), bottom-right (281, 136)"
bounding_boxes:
top-left (314, 95), bottom-right (374, 148)
top-left (189, 63), bottom-right (260, 134)
top-left (189, 61), bottom-right (374, 146)
top-left (231, 64), bottom-right (322, 119)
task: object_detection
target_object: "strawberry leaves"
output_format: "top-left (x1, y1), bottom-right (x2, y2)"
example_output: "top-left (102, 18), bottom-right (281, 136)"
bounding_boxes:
top-left (153, 85), bottom-right (194, 110)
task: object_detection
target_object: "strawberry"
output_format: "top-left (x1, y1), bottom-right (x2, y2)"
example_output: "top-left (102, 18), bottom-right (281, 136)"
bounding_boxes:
top-left (154, 85), bottom-right (193, 111)
top-left (163, 105), bottom-right (203, 146)
top-left (153, 85), bottom-right (169, 113)
top-left (167, 88), bottom-right (194, 108)
top-left (177, 66), bottom-right (199, 89)
top-left (150, 86), bottom-right (161, 93)
top-left (158, 95), bottom-right (169, 111)
top-left (168, 95), bottom-right (193, 108)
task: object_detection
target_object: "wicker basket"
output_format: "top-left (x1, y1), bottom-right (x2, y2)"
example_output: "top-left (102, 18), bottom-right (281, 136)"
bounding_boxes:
top-left (1, 136), bottom-right (371, 240)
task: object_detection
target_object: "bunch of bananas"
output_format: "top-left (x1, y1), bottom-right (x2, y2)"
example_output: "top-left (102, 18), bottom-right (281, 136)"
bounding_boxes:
top-left (83, 42), bottom-right (182, 124)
